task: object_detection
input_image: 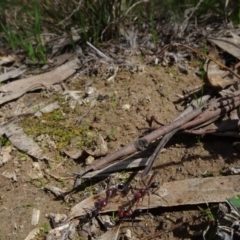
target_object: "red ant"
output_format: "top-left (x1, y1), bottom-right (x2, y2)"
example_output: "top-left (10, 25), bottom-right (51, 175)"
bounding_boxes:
top-left (118, 208), bottom-right (143, 220)
top-left (106, 182), bottom-right (125, 200)
top-left (78, 183), bottom-right (127, 238)
top-left (117, 207), bottom-right (153, 237)
top-left (133, 171), bottom-right (159, 206)
top-left (81, 183), bottom-right (126, 223)
top-left (117, 208), bottom-right (143, 232)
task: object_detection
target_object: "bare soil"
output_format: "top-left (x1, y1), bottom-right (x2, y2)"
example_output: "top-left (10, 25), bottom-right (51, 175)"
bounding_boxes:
top-left (0, 58), bottom-right (239, 240)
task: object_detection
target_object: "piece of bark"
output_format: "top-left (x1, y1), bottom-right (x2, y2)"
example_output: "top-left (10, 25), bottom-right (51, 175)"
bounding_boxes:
top-left (24, 228), bottom-right (41, 240)
top-left (81, 157), bottom-right (149, 178)
top-left (0, 67), bottom-right (26, 83)
top-left (65, 175), bottom-right (240, 221)
top-left (0, 58), bottom-right (79, 105)
top-left (4, 123), bottom-right (44, 159)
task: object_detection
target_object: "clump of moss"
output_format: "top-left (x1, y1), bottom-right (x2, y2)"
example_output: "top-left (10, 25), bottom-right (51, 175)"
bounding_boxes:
top-left (0, 136), bottom-right (11, 146)
top-left (21, 110), bottom-right (94, 150)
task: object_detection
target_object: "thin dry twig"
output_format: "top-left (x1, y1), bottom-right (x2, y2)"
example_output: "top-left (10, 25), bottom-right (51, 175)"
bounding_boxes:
top-left (56, 0), bottom-right (83, 26)
top-left (87, 41), bottom-right (112, 61)
top-left (175, 43), bottom-right (240, 80)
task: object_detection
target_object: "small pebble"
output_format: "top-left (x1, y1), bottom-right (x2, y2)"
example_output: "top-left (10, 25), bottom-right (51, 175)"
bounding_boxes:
top-left (32, 162), bottom-right (41, 171)
top-left (122, 104), bottom-right (131, 111)
top-left (124, 228), bottom-right (132, 239)
top-left (85, 156), bottom-right (95, 165)
top-left (86, 86), bottom-right (96, 96)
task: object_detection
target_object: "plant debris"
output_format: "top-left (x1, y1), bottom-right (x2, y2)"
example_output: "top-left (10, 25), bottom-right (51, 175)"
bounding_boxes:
top-left (1, 1), bottom-right (240, 239)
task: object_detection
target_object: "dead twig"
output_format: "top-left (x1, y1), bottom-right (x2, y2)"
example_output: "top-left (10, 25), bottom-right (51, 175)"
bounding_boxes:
top-left (77, 100), bottom-right (95, 124)
top-left (56, 0), bottom-right (83, 26)
top-left (181, 96), bottom-right (240, 130)
top-left (141, 93), bottom-right (212, 178)
top-left (74, 97), bottom-right (207, 180)
top-left (74, 89), bottom-right (240, 183)
top-left (174, 43), bottom-right (240, 80)
top-left (87, 41), bottom-right (112, 61)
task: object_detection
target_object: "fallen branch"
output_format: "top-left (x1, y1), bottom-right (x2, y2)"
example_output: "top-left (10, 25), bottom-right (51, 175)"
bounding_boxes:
top-left (76, 91), bottom-right (240, 181)
top-left (181, 97), bottom-right (240, 129)
top-left (141, 93), bottom-right (212, 178)
top-left (74, 102), bottom-right (205, 178)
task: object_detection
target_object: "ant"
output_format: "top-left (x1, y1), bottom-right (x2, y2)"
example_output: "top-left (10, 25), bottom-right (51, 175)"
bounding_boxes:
top-left (79, 198), bottom-right (108, 233)
top-left (81, 183), bottom-right (126, 224)
top-left (117, 207), bottom-right (153, 237)
top-left (117, 207), bottom-right (143, 232)
top-left (106, 182), bottom-right (125, 200)
top-left (118, 208), bottom-right (143, 220)
top-left (133, 171), bottom-right (159, 206)
top-left (78, 183), bottom-right (126, 237)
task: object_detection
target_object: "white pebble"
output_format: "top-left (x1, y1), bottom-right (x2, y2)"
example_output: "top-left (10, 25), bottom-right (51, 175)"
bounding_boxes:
top-left (122, 104), bottom-right (131, 111)
top-left (85, 156), bottom-right (95, 165)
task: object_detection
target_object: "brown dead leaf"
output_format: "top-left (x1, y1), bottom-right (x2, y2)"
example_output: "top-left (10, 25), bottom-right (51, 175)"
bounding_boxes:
top-left (205, 45), bottom-right (237, 89)
top-left (81, 157), bottom-right (149, 178)
top-left (207, 35), bottom-right (240, 60)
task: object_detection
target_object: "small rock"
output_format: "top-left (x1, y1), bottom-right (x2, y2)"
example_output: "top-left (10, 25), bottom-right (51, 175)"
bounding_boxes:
top-left (0, 146), bottom-right (12, 166)
top-left (34, 101), bottom-right (60, 117)
top-left (32, 162), bottom-right (41, 171)
top-left (122, 104), bottom-right (131, 111)
top-left (219, 203), bottom-right (228, 214)
top-left (2, 170), bottom-right (17, 181)
top-left (62, 148), bottom-right (83, 159)
top-left (85, 156), bottom-right (95, 165)
top-left (94, 134), bottom-right (108, 157)
top-left (31, 208), bottom-right (40, 225)
top-left (86, 86), bottom-right (96, 96)
top-left (123, 228), bottom-right (132, 239)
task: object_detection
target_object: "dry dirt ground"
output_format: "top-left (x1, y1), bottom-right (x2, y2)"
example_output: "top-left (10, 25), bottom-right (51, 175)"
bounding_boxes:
top-left (0, 57), bottom-right (239, 240)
